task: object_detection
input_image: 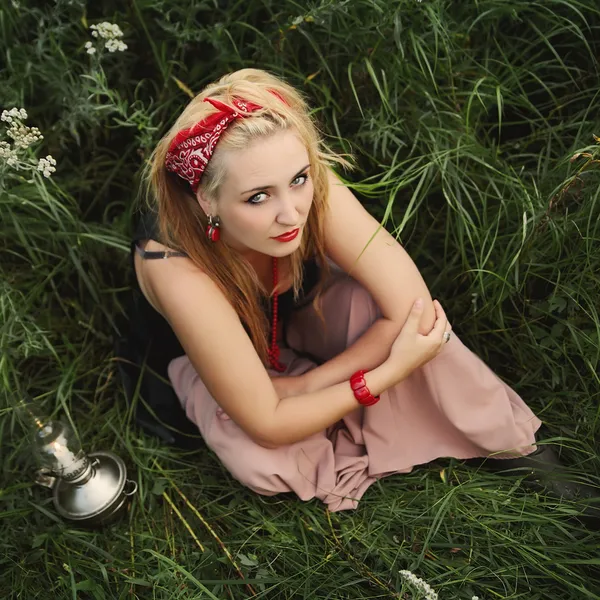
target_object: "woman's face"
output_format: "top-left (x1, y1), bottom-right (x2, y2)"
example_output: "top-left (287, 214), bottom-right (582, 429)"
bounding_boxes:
top-left (203, 128), bottom-right (314, 259)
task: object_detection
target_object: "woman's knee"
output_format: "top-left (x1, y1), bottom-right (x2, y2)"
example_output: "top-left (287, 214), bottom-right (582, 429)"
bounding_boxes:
top-left (287, 274), bottom-right (381, 360)
top-left (340, 277), bottom-right (381, 344)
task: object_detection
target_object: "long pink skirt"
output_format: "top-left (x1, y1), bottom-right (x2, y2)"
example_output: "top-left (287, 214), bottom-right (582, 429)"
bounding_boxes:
top-left (168, 270), bottom-right (542, 511)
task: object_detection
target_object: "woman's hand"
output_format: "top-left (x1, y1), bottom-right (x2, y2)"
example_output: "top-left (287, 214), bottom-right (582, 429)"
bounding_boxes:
top-left (385, 298), bottom-right (451, 385)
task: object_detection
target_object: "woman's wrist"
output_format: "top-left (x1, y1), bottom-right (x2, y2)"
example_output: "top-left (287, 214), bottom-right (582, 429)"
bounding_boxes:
top-left (363, 361), bottom-right (399, 398)
top-left (302, 359), bottom-right (399, 399)
top-left (303, 368), bottom-right (323, 395)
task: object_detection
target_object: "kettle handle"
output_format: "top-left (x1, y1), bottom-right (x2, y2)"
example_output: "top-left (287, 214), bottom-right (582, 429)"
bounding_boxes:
top-left (35, 467), bottom-right (57, 489)
top-left (123, 479), bottom-right (138, 496)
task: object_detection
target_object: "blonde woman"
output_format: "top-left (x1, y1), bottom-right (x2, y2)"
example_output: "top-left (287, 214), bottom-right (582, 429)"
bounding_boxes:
top-left (131, 68), bottom-right (551, 512)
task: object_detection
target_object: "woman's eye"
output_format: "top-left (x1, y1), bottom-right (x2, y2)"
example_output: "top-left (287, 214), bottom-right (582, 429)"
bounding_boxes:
top-left (292, 174), bottom-right (309, 186)
top-left (246, 174), bottom-right (308, 204)
top-left (246, 192), bottom-right (267, 205)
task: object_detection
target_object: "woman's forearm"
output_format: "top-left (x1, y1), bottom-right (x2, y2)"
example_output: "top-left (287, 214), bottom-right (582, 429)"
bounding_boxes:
top-left (302, 317), bottom-right (402, 393)
top-left (266, 361), bottom-right (397, 446)
top-left (261, 299), bottom-right (442, 447)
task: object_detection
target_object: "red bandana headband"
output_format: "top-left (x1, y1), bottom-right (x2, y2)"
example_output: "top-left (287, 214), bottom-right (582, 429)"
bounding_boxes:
top-left (165, 97), bottom-right (263, 192)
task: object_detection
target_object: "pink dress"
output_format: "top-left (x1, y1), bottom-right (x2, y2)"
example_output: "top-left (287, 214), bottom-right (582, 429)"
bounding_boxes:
top-left (168, 269), bottom-right (542, 511)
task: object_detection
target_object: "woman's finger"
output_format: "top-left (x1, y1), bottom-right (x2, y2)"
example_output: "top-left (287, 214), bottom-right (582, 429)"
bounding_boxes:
top-left (429, 303), bottom-right (448, 337)
top-left (405, 298), bottom-right (425, 334)
top-left (434, 301), bottom-right (452, 332)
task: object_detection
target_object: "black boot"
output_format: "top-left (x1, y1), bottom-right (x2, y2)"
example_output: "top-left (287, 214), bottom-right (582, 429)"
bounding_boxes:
top-left (466, 445), bottom-right (600, 527)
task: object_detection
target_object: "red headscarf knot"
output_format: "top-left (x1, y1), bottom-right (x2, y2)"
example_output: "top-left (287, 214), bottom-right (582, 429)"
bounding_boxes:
top-left (165, 97), bottom-right (263, 192)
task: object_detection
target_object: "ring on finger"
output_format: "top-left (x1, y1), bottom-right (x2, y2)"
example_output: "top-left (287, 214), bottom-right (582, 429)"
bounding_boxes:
top-left (443, 331), bottom-right (451, 343)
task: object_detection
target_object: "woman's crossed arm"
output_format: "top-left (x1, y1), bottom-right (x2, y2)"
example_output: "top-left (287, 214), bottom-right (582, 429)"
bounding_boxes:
top-left (141, 255), bottom-right (448, 448)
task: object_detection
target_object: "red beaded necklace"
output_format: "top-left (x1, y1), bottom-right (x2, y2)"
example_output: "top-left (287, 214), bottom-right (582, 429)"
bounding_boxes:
top-left (267, 256), bottom-right (286, 372)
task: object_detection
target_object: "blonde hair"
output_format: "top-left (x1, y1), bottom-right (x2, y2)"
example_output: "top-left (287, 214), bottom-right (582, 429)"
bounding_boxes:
top-left (145, 68), bottom-right (351, 364)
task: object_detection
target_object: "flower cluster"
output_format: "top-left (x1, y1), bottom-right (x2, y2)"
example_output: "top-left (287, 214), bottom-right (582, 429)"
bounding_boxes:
top-left (37, 155), bottom-right (57, 178)
top-left (2, 108), bottom-right (43, 149)
top-left (0, 108), bottom-right (56, 178)
top-left (399, 570), bottom-right (438, 600)
top-left (0, 141), bottom-right (18, 167)
top-left (1, 107), bottom-right (27, 122)
top-left (86, 22), bottom-right (127, 54)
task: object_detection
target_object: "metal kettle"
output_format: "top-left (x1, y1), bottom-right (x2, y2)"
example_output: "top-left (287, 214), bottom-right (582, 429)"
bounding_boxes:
top-left (34, 420), bottom-right (137, 527)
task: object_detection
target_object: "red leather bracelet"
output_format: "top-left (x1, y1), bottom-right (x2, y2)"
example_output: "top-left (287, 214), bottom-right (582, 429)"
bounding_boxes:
top-left (349, 370), bottom-right (380, 407)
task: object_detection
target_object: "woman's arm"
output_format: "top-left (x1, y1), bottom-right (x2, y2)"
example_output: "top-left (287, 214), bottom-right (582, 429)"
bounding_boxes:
top-left (141, 255), bottom-right (447, 448)
top-left (287, 169), bottom-right (442, 394)
top-left (306, 317), bottom-right (402, 392)
top-left (267, 299), bottom-right (449, 445)
top-left (274, 318), bottom-right (401, 397)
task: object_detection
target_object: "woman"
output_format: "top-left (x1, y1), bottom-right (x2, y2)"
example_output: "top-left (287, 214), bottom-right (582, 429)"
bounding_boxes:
top-left (132, 68), bottom-right (546, 512)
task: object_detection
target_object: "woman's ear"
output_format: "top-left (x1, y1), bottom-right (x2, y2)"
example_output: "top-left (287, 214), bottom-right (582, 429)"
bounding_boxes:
top-left (195, 189), bottom-right (214, 216)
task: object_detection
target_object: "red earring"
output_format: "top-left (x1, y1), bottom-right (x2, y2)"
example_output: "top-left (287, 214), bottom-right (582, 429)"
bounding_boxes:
top-left (206, 214), bottom-right (220, 242)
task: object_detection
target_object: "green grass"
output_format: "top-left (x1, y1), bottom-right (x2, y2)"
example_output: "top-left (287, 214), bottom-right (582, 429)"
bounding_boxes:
top-left (1, 0), bottom-right (600, 598)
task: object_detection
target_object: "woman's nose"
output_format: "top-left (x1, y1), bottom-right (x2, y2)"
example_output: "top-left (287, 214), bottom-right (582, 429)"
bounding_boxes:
top-left (276, 193), bottom-right (300, 225)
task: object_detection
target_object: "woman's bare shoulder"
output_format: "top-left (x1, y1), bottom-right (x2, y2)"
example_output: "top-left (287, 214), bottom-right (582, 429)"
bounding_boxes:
top-left (134, 239), bottom-right (207, 316)
top-left (134, 241), bottom-right (281, 447)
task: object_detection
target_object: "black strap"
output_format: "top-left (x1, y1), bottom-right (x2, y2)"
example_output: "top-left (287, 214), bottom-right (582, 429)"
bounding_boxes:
top-left (135, 244), bottom-right (188, 260)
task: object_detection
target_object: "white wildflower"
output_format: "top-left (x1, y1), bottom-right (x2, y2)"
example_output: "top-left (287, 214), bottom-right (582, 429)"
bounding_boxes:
top-left (37, 155), bottom-right (57, 178)
top-left (471, 291), bottom-right (478, 312)
top-left (399, 570), bottom-right (438, 600)
top-left (0, 141), bottom-right (19, 168)
top-left (2, 108), bottom-right (43, 149)
top-left (104, 39), bottom-right (127, 52)
top-left (0, 108), bottom-right (55, 176)
top-left (90, 22), bottom-right (124, 40)
top-left (0, 141), bottom-right (14, 158)
top-left (7, 123), bottom-right (43, 149)
top-left (1, 107), bottom-right (28, 123)
top-left (88, 22), bottom-right (127, 53)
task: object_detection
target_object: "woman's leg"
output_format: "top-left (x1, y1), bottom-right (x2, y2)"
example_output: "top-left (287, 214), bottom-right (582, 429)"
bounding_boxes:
top-left (291, 273), bottom-right (600, 522)
top-left (168, 270), bottom-right (596, 514)
top-left (168, 342), bottom-right (381, 512)
top-left (286, 271), bottom-right (542, 475)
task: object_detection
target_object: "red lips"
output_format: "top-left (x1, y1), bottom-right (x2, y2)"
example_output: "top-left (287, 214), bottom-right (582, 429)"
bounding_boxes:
top-left (272, 228), bottom-right (300, 242)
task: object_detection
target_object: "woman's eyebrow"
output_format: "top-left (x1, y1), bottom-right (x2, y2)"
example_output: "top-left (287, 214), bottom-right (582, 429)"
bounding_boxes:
top-left (240, 163), bottom-right (311, 195)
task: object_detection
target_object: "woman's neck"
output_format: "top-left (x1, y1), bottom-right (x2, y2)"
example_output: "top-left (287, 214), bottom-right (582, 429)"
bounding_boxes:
top-left (244, 252), bottom-right (292, 293)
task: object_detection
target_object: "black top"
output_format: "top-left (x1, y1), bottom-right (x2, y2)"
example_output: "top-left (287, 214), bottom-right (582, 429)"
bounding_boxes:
top-left (130, 210), bottom-right (321, 361)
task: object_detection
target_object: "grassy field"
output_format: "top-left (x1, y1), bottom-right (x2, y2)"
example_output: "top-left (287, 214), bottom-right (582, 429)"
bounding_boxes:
top-left (1, 1), bottom-right (600, 598)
